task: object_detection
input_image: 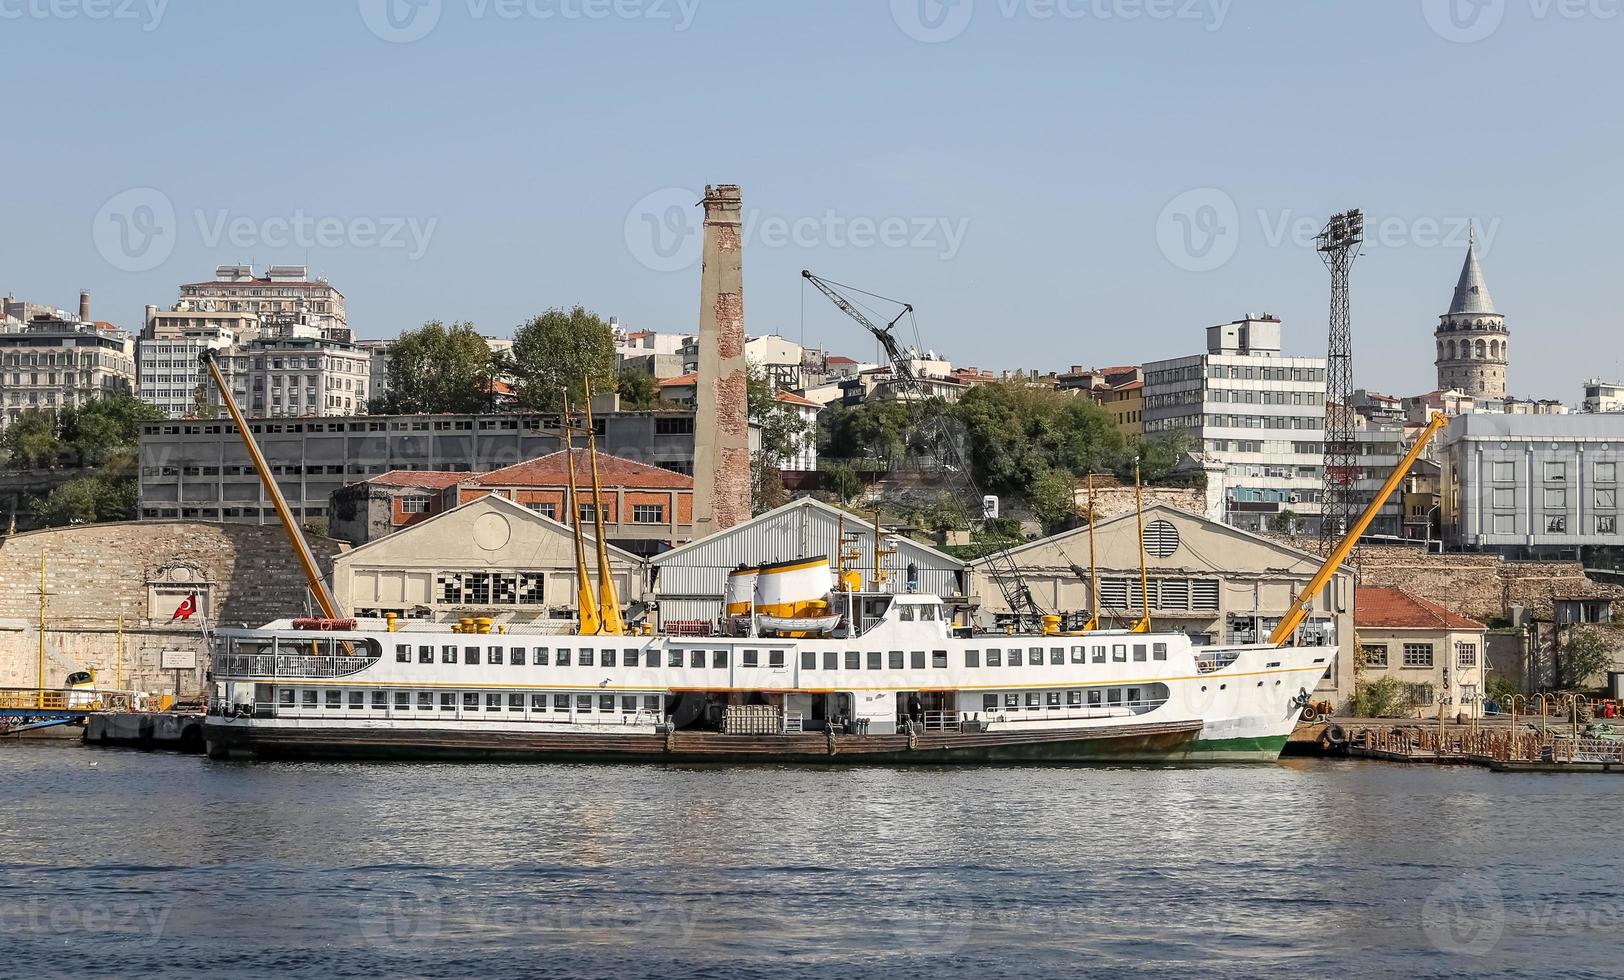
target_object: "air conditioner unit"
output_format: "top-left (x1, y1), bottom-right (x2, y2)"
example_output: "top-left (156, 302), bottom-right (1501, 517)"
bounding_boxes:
top-left (1288, 493), bottom-right (1302, 504)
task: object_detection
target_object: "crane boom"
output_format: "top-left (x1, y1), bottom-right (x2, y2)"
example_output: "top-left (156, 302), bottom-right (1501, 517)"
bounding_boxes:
top-left (801, 270), bottom-right (1044, 629)
top-left (1268, 412), bottom-right (1449, 647)
top-left (200, 350), bottom-right (344, 621)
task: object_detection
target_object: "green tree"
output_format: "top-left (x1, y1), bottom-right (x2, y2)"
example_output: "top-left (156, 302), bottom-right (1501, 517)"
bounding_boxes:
top-left (1557, 627), bottom-right (1615, 690)
top-left (1, 409), bottom-right (63, 468)
top-left (952, 382), bottom-right (1124, 497)
top-left (31, 475), bottom-right (138, 527)
top-left (1128, 431), bottom-right (1194, 485)
top-left (1350, 675), bottom-right (1409, 718)
top-left (1267, 509), bottom-right (1303, 535)
top-left (617, 366), bottom-right (661, 411)
top-left (822, 400), bottom-right (916, 465)
top-left (58, 393), bottom-right (162, 467)
top-left (747, 367), bottom-right (813, 515)
top-left (819, 460), bottom-right (863, 503)
top-left (1029, 468), bottom-right (1080, 534)
top-left (511, 306), bottom-right (618, 411)
top-left (374, 321), bottom-right (497, 415)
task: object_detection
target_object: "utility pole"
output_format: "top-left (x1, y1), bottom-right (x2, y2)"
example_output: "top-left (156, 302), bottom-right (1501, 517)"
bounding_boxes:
top-left (1318, 209), bottom-right (1364, 553)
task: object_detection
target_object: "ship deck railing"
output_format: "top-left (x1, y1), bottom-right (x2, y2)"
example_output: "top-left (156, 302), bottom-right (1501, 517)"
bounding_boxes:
top-left (217, 654), bottom-right (378, 680)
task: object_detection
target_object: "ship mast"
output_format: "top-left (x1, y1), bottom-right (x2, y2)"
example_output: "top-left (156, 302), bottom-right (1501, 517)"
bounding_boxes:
top-left (561, 393), bottom-right (603, 636)
top-left (580, 378), bottom-right (626, 636)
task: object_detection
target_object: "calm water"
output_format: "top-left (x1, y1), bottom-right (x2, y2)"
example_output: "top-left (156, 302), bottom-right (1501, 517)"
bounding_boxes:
top-left (3, 743), bottom-right (1622, 979)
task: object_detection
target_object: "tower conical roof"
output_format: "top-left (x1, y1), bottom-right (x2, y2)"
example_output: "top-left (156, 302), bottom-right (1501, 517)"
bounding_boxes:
top-left (1448, 240), bottom-right (1498, 316)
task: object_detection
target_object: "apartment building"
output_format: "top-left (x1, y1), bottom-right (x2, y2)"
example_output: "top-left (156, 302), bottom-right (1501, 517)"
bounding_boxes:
top-left (206, 334), bottom-right (371, 419)
top-left (1583, 379), bottom-right (1624, 414)
top-left (137, 324), bottom-right (236, 419)
top-left (0, 298), bottom-right (135, 428)
top-left (1142, 315), bottom-right (1327, 533)
top-left (138, 407), bottom-right (701, 524)
top-left (178, 264), bottom-right (349, 342)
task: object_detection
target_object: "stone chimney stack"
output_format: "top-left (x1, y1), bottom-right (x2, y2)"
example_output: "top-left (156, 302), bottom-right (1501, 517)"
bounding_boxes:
top-left (692, 184), bottom-right (750, 535)
top-left (79, 290), bottom-right (91, 322)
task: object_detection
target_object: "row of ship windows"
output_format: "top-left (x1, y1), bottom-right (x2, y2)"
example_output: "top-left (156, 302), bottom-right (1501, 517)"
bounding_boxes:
top-left (282, 688), bottom-right (663, 714)
top-left (394, 643), bottom-right (1173, 671)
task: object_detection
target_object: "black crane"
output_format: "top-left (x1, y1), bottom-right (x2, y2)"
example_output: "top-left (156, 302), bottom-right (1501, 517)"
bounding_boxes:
top-left (801, 270), bottom-right (1044, 630)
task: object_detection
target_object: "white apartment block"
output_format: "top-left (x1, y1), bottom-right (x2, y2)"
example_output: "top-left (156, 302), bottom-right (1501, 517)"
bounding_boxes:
top-left (1142, 316), bottom-right (1327, 533)
top-left (208, 338), bottom-right (371, 419)
top-left (1583, 379), bottom-right (1624, 414)
top-left (138, 326), bottom-right (236, 419)
top-left (178, 264), bottom-right (349, 342)
top-left (0, 314), bottom-right (136, 428)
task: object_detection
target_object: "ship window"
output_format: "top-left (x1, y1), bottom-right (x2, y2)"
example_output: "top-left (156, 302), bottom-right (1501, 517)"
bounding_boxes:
top-left (486, 693), bottom-right (502, 711)
top-left (769, 650), bottom-right (786, 668)
top-left (464, 647), bottom-right (479, 665)
top-left (1128, 687), bottom-right (1142, 706)
top-left (531, 695), bottom-right (547, 712)
top-left (1108, 689), bottom-right (1124, 706)
top-left (557, 649), bottom-right (571, 667)
top-left (488, 647), bottom-right (503, 665)
top-left (599, 695), bottom-right (615, 713)
top-left (845, 651), bottom-right (860, 670)
top-left (621, 695), bottom-right (637, 713)
top-left (824, 651), bottom-right (839, 671)
top-left (648, 650), bottom-right (661, 668)
top-left (911, 651), bottom-right (926, 670)
top-left (534, 648), bottom-right (549, 666)
top-left (1050, 648), bottom-right (1064, 665)
top-left (669, 649), bottom-right (683, 668)
top-left (419, 646), bottom-right (434, 664)
top-left (279, 689), bottom-right (295, 706)
top-left (553, 694), bottom-right (570, 711)
top-left (743, 649), bottom-right (760, 668)
top-left (510, 649), bottom-right (524, 666)
top-left (987, 648), bottom-right (1002, 667)
top-left (1112, 645), bottom-right (1128, 663)
top-left (1067, 690), bottom-right (1083, 707)
top-left (1153, 643), bottom-right (1167, 661)
top-left (395, 644), bottom-right (409, 663)
top-left (418, 692), bottom-right (433, 710)
top-left (887, 650), bottom-right (903, 669)
top-left (325, 690), bottom-right (341, 709)
top-left (1029, 648), bottom-right (1044, 666)
top-left (802, 650), bottom-right (816, 670)
top-left (868, 651), bottom-right (882, 670)
top-left (919, 604), bottom-right (936, 622)
top-left (1004, 693), bottom-right (1020, 710)
top-left (1133, 645), bottom-right (1147, 663)
top-left (625, 650), bottom-right (641, 668)
top-left (440, 693), bottom-right (456, 711)
top-left (713, 650), bottom-right (728, 669)
top-left (576, 695), bottom-right (592, 713)
top-left (348, 691), bottom-right (364, 710)
top-left (899, 606), bottom-right (916, 622)
top-left (463, 693), bottom-right (479, 710)
top-left (644, 695), bottom-right (660, 712)
top-left (579, 649), bottom-right (595, 667)
top-left (395, 692), bottom-right (410, 710)
top-left (1092, 646), bottom-right (1106, 664)
top-left (1046, 692), bottom-right (1061, 708)
top-left (692, 650), bottom-right (706, 669)
top-left (509, 694), bottom-right (525, 711)
top-left (983, 694), bottom-right (998, 711)
top-left (933, 650), bottom-right (948, 669)
top-left (966, 649), bottom-right (980, 668)
top-left (442, 646), bottom-right (457, 664)
top-left (1071, 646), bottom-right (1085, 664)
top-left (1025, 693), bottom-right (1041, 709)
top-left (1088, 690), bottom-right (1102, 707)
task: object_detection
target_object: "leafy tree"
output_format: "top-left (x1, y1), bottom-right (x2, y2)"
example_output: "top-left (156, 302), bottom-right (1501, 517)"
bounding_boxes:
top-left (31, 475), bottom-right (137, 526)
top-left (1350, 675), bottom-right (1409, 718)
top-left (511, 306), bottom-right (618, 411)
top-left (1557, 627), bottom-right (1615, 690)
top-left (1128, 431), bottom-right (1194, 485)
top-left (374, 321), bottom-right (497, 415)
top-left (1029, 469), bottom-right (1080, 534)
top-left (821, 400), bottom-right (917, 465)
top-left (59, 393), bottom-right (162, 467)
top-left (748, 366), bottom-right (812, 464)
top-left (1, 410), bottom-right (63, 468)
top-left (952, 382), bottom-right (1124, 498)
top-left (819, 460), bottom-right (863, 503)
top-left (617, 366), bottom-right (660, 411)
top-left (1267, 509), bottom-right (1303, 535)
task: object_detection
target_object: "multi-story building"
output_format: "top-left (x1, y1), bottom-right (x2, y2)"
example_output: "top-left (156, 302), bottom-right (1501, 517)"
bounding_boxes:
top-left (1583, 379), bottom-right (1624, 414)
top-left (207, 334), bottom-right (371, 419)
top-left (1096, 377), bottom-right (1144, 440)
top-left (0, 297), bottom-right (135, 428)
top-left (1142, 315), bottom-right (1327, 533)
top-left (137, 324), bottom-right (236, 419)
top-left (1440, 413), bottom-right (1624, 558)
top-left (178, 265), bottom-right (349, 342)
top-left (138, 406), bottom-right (701, 525)
top-left (143, 305), bottom-right (262, 342)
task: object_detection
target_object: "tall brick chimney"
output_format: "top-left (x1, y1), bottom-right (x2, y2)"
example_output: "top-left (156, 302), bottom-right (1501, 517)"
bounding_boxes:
top-left (79, 290), bottom-right (91, 322)
top-left (692, 184), bottom-right (750, 535)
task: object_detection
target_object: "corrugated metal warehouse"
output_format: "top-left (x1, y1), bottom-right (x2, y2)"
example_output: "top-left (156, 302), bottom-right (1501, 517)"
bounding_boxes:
top-left (649, 497), bottom-right (967, 628)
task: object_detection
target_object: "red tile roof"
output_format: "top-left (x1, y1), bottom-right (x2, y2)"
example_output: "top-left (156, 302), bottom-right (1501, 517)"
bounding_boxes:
top-left (1112, 380), bottom-right (1145, 392)
top-left (467, 450), bottom-right (693, 490)
top-left (775, 390), bottom-right (822, 408)
top-left (1356, 587), bottom-right (1485, 630)
top-left (658, 372), bottom-right (698, 387)
top-left (366, 470), bottom-right (465, 490)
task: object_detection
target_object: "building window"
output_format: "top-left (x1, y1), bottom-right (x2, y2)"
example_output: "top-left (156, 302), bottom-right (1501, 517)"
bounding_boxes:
top-left (528, 502), bottom-right (558, 519)
top-left (401, 496), bottom-right (431, 514)
top-left (1545, 461), bottom-right (1567, 483)
top-left (1402, 643), bottom-right (1434, 668)
top-left (1492, 461), bottom-right (1515, 482)
top-left (1544, 488), bottom-right (1567, 510)
top-left (578, 504), bottom-right (598, 524)
top-left (1598, 488), bottom-right (1617, 510)
top-left (1492, 488), bottom-right (1514, 508)
top-left (1597, 462), bottom-right (1617, 484)
top-left (632, 504), bottom-right (665, 524)
top-left (1456, 643), bottom-right (1478, 667)
top-left (1493, 514), bottom-right (1515, 534)
top-left (1547, 515), bottom-right (1568, 533)
top-left (1600, 516), bottom-right (1618, 535)
top-left (1361, 644), bottom-right (1388, 668)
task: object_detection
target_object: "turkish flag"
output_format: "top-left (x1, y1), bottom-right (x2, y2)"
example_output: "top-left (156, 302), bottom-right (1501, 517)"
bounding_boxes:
top-left (169, 592), bottom-right (198, 623)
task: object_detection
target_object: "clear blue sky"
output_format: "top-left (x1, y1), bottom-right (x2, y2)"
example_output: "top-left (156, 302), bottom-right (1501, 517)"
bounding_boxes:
top-left (4, 0), bottom-right (1620, 399)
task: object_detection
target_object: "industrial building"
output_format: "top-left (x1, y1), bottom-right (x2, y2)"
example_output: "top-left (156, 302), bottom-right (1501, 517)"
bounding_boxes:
top-left (973, 504), bottom-right (1356, 705)
top-left (138, 406), bottom-right (699, 524)
top-left (648, 497), bottom-right (967, 631)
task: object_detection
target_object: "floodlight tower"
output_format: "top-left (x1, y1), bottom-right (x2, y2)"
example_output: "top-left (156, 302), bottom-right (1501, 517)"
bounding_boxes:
top-left (1317, 209), bottom-right (1363, 552)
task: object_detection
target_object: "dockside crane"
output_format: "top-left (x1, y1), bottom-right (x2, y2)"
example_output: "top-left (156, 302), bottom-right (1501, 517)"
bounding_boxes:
top-left (801, 270), bottom-right (1044, 630)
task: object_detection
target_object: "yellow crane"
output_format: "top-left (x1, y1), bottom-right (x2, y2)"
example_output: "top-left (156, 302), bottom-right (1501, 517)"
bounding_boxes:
top-left (1267, 412), bottom-right (1448, 647)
